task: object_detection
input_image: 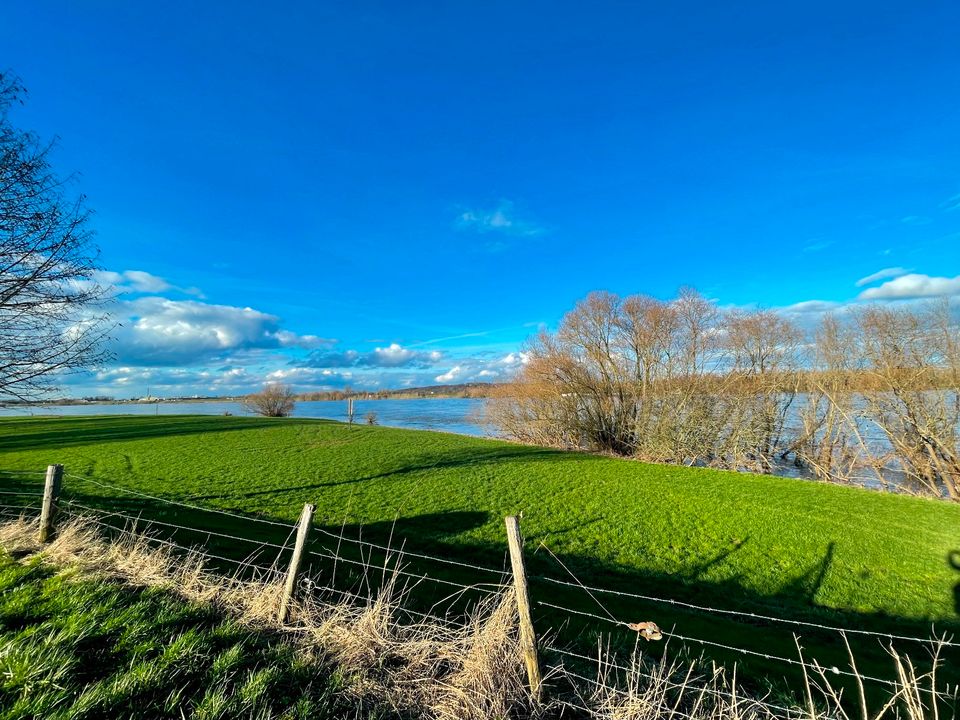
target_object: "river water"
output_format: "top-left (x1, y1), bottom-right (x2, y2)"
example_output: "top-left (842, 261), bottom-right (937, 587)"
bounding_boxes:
top-left (0, 398), bottom-right (491, 437)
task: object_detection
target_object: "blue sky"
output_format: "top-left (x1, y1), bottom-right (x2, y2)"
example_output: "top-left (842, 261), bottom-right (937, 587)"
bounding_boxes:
top-left (3, 1), bottom-right (959, 396)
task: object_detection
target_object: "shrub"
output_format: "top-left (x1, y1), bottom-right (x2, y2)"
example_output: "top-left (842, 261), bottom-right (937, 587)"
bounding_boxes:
top-left (242, 384), bottom-right (296, 418)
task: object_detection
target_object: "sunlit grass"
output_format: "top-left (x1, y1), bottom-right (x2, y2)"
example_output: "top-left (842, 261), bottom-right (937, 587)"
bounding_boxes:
top-left (1, 414), bottom-right (958, 697)
top-left (0, 549), bottom-right (376, 720)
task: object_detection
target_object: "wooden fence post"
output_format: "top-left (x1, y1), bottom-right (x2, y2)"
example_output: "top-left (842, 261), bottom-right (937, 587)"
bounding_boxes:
top-left (505, 515), bottom-right (543, 702)
top-left (39, 464), bottom-right (64, 543)
top-left (279, 503), bottom-right (315, 623)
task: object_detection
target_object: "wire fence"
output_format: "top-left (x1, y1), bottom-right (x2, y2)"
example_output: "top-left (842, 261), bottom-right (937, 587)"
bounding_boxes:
top-left (2, 465), bottom-right (958, 717)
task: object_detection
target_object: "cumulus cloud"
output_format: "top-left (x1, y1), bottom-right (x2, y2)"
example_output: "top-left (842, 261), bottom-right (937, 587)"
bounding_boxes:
top-left (435, 366), bottom-right (462, 383)
top-left (368, 343), bottom-right (443, 367)
top-left (781, 300), bottom-right (842, 315)
top-left (266, 367), bottom-right (355, 386)
top-left (456, 200), bottom-right (544, 237)
top-left (857, 273), bottom-right (960, 300)
top-left (300, 343), bottom-right (443, 369)
top-left (854, 267), bottom-right (911, 287)
top-left (109, 297), bottom-right (332, 365)
top-left (433, 352), bottom-right (529, 384)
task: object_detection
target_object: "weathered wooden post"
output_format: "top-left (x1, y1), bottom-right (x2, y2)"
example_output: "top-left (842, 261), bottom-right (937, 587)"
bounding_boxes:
top-left (505, 515), bottom-right (543, 702)
top-left (279, 502), bottom-right (315, 623)
top-left (39, 464), bottom-right (64, 543)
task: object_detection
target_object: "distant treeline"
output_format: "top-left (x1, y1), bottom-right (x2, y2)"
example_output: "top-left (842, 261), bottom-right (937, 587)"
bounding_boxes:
top-left (297, 383), bottom-right (497, 401)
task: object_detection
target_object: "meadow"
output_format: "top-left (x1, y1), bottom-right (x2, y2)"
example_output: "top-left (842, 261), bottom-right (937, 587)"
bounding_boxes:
top-left (1, 415), bottom-right (959, 704)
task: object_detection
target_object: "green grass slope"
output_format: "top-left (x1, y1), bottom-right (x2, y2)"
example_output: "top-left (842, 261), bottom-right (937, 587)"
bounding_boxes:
top-left (0, 551), bottom-right (377, 720)
top-left (1, 415), bottom-right (958, 698)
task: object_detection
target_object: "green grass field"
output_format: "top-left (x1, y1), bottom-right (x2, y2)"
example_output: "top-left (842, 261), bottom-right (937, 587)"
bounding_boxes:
top-left (0, 550), bottom-right (379, 720)
top-left (1, 415), bottom-right (959, 703)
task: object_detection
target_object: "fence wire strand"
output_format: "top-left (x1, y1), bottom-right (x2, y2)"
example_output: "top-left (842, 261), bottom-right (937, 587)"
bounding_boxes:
top-left (533, 575), bottom-right (957, 648)
top-left (4, 467), bottom-right (953, 710)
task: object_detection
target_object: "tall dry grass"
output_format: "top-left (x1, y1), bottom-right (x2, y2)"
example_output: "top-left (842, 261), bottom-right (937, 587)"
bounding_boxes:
top-left (0, 513), bottom-right (954, 719)
top-left (0, 514), bottom-right (528, 720)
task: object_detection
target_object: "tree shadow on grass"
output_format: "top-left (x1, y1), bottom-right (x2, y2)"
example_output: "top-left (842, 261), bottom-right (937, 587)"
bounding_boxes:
top-left (1, 477), bottom-right (957, 708)
top-left (0, 555), bottom-right (362, 719)
top-left (189, 446), bottom-right (580, 501)
top-left (0, 415), bottom-right (327, 452)
top-left (951, 550), bottom-right (960, 615)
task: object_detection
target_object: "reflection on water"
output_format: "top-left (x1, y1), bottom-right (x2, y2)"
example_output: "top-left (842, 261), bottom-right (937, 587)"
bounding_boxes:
top-left (0, 398), bottom-right (491, 438)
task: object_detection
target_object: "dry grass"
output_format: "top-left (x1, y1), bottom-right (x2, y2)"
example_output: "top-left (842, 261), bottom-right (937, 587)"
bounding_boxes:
top-left (0, 514), bottom-right (529, 720)
top-left (1, 513), bottom-right (954, 720)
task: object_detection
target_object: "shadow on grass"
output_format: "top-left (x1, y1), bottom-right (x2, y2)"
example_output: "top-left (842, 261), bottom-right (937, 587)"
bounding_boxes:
top-left (2, 471), bottom-right (957, 709)
top-left (951, 551), bottom-right (960, 615)
top-left (0, 415), bottom-right (328, 452)
top-left (190, 446), bottom-right (582, 500)
top-left (0, 554), bottom-right (366, 719)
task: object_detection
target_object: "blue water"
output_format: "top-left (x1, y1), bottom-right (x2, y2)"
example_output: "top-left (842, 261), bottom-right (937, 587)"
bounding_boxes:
top-left (0, 398), bottom-right (490, 437)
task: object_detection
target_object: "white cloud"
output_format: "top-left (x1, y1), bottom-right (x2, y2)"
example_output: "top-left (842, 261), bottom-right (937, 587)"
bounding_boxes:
top-left (265, 367), bottom-right (354, 385)
top-left (780, 300), bottom-right (842, 315)
top-left (369, 343), bottom-right (443, 367)
top-left (432, 352), bottom-right (529, 384)
top-left (435, 366), bottom-right (462, 383)
top-left (456, 200), bottom-right (544, 237)
top-left (93, 269), bottom-right (204, 297)
top-left (300, 343), bottom-right (443, 369)
top-left (109, 297), bottom-right (332, 365)
top-left (857, 273), bottom-right (960, 300)
top-left (854, 267), bottom-right (911, 287)
top-left (941, 193), bottom-right (960, 212)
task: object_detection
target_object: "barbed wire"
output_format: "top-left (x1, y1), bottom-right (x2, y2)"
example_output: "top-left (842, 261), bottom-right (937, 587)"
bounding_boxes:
top-left (0, 503), bottom-right (40, 513)
top-left (310, 524), bottom-right (510, 577)
top-left (543, 644), bottom-right (804, 717)
top-left (532, 577), bottom-right (957, 648)
top-left (546, 666), bottom-right (737, 720)
top-left (660, 629), bottom-right (905, 689)
top-left (18, 469), bottom-right (957, 701)
top-left (536, 598), bottom-right (900, 689)
top-left (62, 510), bottom-right (281, 573)
top-left (58, 507), bottom-right (467, 628)
top-left (62, 471), bottom-right (511, 582)
top-left (63, 473), bottom-right (299, 528)
top-left (306, 546), bottom-right (507, 596)
top-left (62, 499), bottom-right (291, 551)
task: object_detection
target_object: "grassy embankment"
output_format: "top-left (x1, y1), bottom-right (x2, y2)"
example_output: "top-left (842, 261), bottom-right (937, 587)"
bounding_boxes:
top-left (1, 415), bottom-right (958, 702)
top-left (0, 550), bottom-right (369, 719)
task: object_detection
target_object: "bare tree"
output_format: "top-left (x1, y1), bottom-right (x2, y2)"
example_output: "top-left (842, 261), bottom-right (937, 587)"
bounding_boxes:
top-left (492, 288), bottom-right (806, 470)
top-left (854, 303), bottom-right (960, 499)
top-left (1, 72), bottom-right (109, 402)
top-left (243, 383), bottom-right (297, 417)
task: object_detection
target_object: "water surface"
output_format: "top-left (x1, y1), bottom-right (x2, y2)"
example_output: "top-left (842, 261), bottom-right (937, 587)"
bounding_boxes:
top-left (0, 398), bottom-right (490, 437)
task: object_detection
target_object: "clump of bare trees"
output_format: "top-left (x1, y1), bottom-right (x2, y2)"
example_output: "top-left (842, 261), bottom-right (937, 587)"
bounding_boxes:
top-left (1, 72), bottom-right (110, 402)
top-left (243, 383), bottom-right (297, 417)
top-left (489, 289), bottom-right (803, 473)
top-left (490, 289), bottom-right (960, 500)
top-left (796, 301), bottom-right (959, 499)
